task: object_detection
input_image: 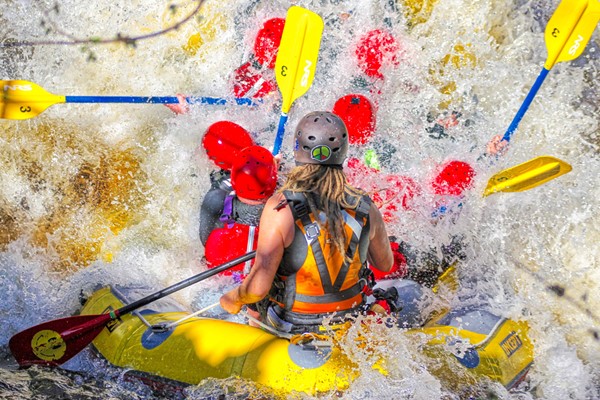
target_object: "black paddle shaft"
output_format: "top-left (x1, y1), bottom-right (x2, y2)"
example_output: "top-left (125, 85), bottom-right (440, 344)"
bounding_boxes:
top-left (117, 251), bottom-right (256, 317)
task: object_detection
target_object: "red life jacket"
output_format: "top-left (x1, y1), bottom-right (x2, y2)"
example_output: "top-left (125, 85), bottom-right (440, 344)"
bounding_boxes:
top-left (204, 193), bottom-right (258, 277)
top-left (204, 224), bottom-right (257, 277)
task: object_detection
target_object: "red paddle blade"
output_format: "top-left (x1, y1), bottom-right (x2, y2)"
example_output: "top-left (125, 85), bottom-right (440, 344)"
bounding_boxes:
top-left (9, 313), bottom-right (112, 367)
top-left (232, 61), bottom-right (277, 99)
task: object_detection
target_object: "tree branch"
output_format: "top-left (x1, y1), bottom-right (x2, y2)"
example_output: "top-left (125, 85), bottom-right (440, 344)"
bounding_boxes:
top-left (0, 0), bottom-right (206, 49)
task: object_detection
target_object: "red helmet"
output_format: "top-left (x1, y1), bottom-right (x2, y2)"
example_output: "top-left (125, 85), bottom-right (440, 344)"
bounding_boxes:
top-left (333, 94), bottom-right (376, 146)
top-left (201, 121), bottom-right (255, 170)
top-left (431, 160), bottom-right (475, 196)
top-left (355, 29), bottom-right (401, 79)
top-left (231, 145), bottom-right (278, 200)
top-left (254, 18), bottom-right (285, 69)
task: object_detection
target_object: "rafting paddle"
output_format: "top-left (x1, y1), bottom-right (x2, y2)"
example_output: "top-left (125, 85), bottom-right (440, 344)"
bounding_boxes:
top-left (0, 79), bottom-right (259, 120)
top-left (484, 155), bottom-right (572, 196)
top-left (9, 251), bottom-right (256, 367)
top-left (272, 6), bottom-right (324, 155)
top-left (501, 0), bottom-right (600, 143)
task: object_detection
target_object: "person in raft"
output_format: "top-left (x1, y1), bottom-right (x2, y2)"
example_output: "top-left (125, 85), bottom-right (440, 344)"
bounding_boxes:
top-left (200, 144), bottom-right (278, 282)
top-left (220, 111), bottom-right (394, 333)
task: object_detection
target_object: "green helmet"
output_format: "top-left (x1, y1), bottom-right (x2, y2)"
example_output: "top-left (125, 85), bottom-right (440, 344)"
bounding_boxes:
top-left (293, 111), bottom-right (349, 165)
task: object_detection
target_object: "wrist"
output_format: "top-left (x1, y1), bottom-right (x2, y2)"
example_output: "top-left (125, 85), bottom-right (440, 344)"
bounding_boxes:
top-left (237, 285), bottom-right (264, 305)
top-left (236, 286), bottom-right (246, 307)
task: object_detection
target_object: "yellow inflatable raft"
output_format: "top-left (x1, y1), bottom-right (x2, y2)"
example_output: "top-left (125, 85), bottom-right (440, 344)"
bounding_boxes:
top-left (79, 283), bottom-right (533, 396)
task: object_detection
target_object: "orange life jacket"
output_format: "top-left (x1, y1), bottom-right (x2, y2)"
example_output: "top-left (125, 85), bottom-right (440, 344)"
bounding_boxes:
top-left (271, 191), bottom-right (372, 314)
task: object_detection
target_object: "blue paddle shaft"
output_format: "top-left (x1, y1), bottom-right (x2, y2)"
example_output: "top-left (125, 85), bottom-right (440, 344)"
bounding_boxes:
top-left (65, 95), bottom-right (258, 107)
top-left (272, 113), bottom-right (289, 156)
top-left (502, 67), bottom-right (550, 142)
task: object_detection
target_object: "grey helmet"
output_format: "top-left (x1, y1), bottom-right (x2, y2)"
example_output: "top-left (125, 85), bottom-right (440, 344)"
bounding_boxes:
top-left (293, 111), bottom-right (349, 165)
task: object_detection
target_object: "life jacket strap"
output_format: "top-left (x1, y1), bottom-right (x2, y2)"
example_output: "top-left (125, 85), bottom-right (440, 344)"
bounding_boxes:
top-left (332, 196), bottom-right (371, 291)
top-left (266, 304), bottom-right (362, 334)
top-left (295, 282), bottom-right (363, 304)
top-left (284, 191), bottom-right (334, 292)
top-left (219, 193), bottom-right (236, 228)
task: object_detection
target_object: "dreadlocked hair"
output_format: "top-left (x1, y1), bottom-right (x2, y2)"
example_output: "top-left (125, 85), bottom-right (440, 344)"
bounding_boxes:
top-left (281, 164), bottom-right (365, 261)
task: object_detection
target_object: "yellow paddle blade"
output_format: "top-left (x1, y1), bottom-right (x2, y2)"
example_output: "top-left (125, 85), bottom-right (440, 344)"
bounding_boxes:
top-left (274, 6), bottom-right (324, 114)
top-left (555, 0), bottom-right (600, 64)
top-left (544, 0), bottom-right (600, 69)
top-left (484, 156), bottom-right (572, 197)
top-left (1, 80), bottom-right (65, 120)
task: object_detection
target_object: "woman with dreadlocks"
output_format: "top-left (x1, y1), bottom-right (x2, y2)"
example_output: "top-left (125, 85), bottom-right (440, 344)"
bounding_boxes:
top-left (220, 111), bottom-right (393, 333)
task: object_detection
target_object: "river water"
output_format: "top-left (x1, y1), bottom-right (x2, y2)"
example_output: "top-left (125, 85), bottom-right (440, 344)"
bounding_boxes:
top-left (1, 0), bottom-right (599, 399)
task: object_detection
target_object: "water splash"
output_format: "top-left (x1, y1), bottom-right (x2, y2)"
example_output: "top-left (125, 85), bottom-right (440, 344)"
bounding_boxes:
top-left (1, 0), bottom-right (599, 398)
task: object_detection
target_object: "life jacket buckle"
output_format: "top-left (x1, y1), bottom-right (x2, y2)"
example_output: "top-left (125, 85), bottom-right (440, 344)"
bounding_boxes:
top-left (291, 198), bottom-right (309, 217)
top-left (269, 279), bottom-right (286, 304)
top-left (304, 222), bottom-right (320, 242)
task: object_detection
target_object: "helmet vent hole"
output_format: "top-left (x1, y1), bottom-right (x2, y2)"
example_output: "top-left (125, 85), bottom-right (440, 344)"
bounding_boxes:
top-left (332, 147), bottom-right (340, 152)
top-left (328, 137), bottom-right (335, 142)
top-left (325, 117), bottom-right (332, 123)
top-left (308, 135), bottom-right (316, 141)
top-left (313, 117), bottom-right (319, 122)
top-left (303, 146), bottom-right (311, 151)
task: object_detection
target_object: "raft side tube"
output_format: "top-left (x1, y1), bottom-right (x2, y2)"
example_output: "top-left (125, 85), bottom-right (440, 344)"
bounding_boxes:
top-left (80, 286), bottom-right (357, 396)
top-left (416, 309), bottom-right (534, 388)
top-left (80, 286), bottom-right (533, 394)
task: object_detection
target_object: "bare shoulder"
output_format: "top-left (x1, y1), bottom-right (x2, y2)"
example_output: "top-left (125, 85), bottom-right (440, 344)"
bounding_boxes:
top-left (262, 193), bottom-right (293, 221)
top-left (260, 192), bottom-right (295, 246)
top-left (368, 200), bottom-right (385, 223)
top-left (368, 201), bottom-right (387, 239)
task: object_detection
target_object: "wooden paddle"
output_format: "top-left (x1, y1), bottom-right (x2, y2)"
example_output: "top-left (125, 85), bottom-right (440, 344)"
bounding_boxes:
top-left (484, 156), bottom-right (572, 196)
top-left (0, 79), bottom-right (259, 120)
top-left (272, 6), bottom-right (324, 155)
top-left (9, 251), bottom-right (256, 368)
top-left (502, 0), bottom-right (600, 142)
